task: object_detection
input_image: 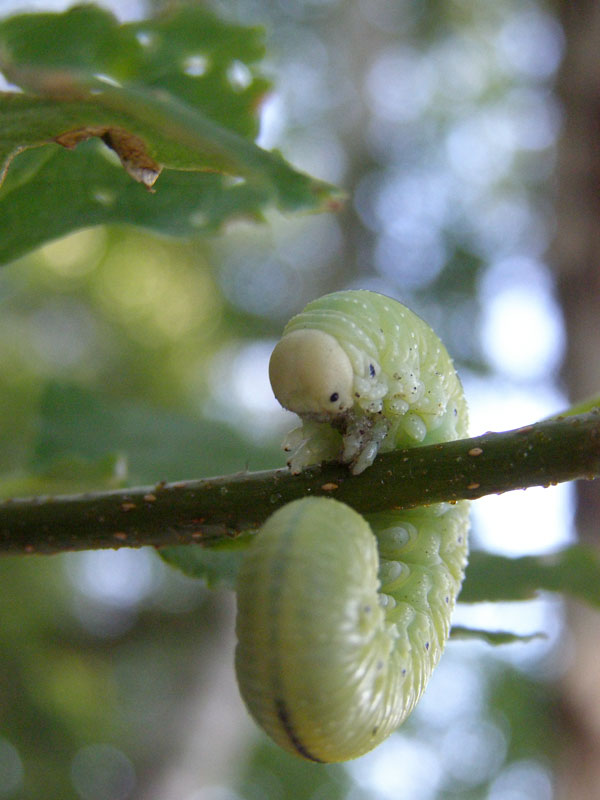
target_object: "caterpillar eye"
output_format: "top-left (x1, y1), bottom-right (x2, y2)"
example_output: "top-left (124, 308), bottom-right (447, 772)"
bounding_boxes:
top-left (236, 290), bottom-right (470, 763)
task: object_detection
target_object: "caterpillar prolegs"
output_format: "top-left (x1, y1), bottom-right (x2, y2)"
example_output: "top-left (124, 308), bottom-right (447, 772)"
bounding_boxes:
top-left (235, 290), bottom-right (470, 762)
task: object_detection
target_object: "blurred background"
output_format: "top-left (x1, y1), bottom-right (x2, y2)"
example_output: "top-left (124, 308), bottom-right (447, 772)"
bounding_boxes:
top-left (0, 0), bottom-right (598, 797)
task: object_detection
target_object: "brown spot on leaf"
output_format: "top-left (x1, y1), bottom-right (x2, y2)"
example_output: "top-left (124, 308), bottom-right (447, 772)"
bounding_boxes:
top-left (55, 126), bottom-right (162, 189)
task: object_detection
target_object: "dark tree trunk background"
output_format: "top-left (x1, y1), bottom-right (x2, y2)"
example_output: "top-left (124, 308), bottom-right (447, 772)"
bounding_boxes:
top-left (554, 1), bottom-right (600, 796)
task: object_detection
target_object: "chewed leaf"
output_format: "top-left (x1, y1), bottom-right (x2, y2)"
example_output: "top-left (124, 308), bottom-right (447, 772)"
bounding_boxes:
top-left (450, 626), bottom-right (546, 646)
top-left (0, 4), bottom-right (267, 136)
top-left (0, 5), bottom-right (344, 264)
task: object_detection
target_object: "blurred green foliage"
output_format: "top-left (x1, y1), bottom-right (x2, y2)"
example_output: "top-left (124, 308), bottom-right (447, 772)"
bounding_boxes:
top-left (237, 740), bottom-right (350, 800)
top-left (0, 219), bottom-right (287, 797)
top-left (462, 547), bottom-right (600, 608)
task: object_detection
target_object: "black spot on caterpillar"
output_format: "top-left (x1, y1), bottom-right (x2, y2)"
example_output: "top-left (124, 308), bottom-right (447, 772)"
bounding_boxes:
top-left (235, 290), bottom-right (470, 762)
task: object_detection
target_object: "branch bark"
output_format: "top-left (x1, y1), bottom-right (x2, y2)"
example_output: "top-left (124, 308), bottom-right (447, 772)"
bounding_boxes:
top-left (1, 410), bottom-right (598, 555)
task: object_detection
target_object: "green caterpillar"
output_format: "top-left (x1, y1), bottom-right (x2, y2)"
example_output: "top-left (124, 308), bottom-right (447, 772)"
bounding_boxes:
top-left (235, 290), bottom-right (470, 762)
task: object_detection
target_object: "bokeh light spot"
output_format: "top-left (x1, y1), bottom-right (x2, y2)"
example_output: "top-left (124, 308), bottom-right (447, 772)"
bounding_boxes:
top-left (0, 738), bottom-right (24, 797)
top-left (71, 744), bottom-right (136, 800)
top-left (480, 285), bottom-right (565, 381)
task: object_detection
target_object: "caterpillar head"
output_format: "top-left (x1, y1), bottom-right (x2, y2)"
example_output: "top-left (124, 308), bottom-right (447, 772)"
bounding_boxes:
top-left (269, 329), bottom-right (354, 419)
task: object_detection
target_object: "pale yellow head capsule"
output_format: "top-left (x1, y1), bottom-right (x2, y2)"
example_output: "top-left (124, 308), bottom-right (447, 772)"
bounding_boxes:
top-left (269, 329), bottom-right (354, 417)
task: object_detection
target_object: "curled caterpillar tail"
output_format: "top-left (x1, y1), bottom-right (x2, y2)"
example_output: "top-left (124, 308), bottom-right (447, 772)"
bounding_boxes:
top-left (235, 290), bottom-right (470, 761)
top-left (235, 496), bottom-right (469, 762)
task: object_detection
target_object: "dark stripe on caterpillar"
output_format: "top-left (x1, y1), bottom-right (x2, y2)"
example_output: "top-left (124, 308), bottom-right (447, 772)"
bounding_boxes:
top-left (275, 698), bottom-right (324, 763)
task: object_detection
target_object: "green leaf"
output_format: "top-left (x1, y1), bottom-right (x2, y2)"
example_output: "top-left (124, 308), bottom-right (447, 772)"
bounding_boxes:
top-left (0, 5), bottom-right (267, 136)
top-left (450, 626), bottom-right (545, 646)
top-left (460, 545), bottom-right (600, 608)
top-left (0, 142), bottom-right (289, 264)
top-left (160, 537), bottom-right (252, 589)
top-left (0, 453), bottom-right (129, 498)
top-left (552, 396), bottom-right (600, 419)
top-left (235, 737), bottom-right (350, 800)
top-left (30, 381), bottom-right (279, 486)
top-left (0, 5), bottom-right (343, 265)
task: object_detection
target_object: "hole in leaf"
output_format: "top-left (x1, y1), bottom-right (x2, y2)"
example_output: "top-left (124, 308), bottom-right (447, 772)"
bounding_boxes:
top-left (136, 31), bottom-right (154, 47)
top-left (183, 55), bottom-right (210, 77)
top-left (226, 60), bottom-right (252, 90)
